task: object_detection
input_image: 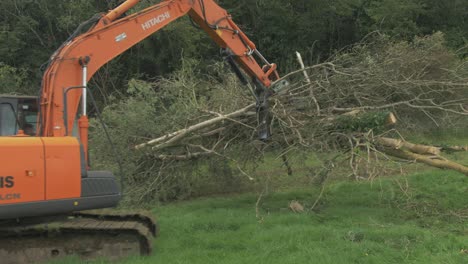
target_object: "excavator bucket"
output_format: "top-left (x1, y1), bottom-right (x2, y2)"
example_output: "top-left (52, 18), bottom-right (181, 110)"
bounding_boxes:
top-left (255, 86), bottom-right (272, 140)
top-left (256, 79), bottom-right (290, 140)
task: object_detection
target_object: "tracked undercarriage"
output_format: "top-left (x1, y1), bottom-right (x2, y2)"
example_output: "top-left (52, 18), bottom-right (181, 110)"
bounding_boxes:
top-left (0, 210), bottom-right (157, 264)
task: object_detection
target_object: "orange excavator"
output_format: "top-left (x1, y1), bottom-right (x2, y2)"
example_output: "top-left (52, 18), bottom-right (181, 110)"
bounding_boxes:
top-left (0, 0), bottom-right (285, 262)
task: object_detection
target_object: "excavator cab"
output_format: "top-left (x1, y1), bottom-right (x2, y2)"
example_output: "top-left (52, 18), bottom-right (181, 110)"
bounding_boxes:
top-left (0, 95), bottom-right (38, 136)
top-left (0, 96), bottom-right (153, 262)
top-left (0, 94), bottom-right (122, 220)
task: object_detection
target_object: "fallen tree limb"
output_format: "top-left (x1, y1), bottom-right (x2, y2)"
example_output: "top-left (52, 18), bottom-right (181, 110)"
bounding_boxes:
top-left (135, 103), bottom-right (255, 150)
top-left (380, 147), bottom-right (468, 176)
top-left (154, 152), bottom-right (214, 161)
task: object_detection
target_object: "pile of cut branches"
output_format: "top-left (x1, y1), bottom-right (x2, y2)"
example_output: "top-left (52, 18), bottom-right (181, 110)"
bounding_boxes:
top-left (134, 33), bottom-right (468, 176)
top-left (91, 33), bottom-right (468, 203)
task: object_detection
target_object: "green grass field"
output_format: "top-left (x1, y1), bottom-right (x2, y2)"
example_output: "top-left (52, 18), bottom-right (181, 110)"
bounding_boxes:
top-left (52, 169), bottom-right (467, 264)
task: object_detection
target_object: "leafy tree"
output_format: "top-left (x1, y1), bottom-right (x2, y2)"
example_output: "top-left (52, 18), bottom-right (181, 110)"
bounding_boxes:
top-left (0, 63), bottom-right (28, 94)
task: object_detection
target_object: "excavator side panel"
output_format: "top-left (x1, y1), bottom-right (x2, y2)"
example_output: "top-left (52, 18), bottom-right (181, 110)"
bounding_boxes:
top-left (0, 137), bottom-right (120, 220)
top-left (43, 137), bottom-right (81, 200)
top-left (0, 137), bottom-right (45, 205)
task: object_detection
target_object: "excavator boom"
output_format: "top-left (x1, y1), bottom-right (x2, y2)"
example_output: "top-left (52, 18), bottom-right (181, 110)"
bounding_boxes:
top-left (40, 0), bottom-right (279, 155)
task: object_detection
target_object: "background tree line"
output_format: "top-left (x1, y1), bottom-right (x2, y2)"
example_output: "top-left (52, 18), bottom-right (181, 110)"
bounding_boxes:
top-left (0, 0), bottom-right (466, 96)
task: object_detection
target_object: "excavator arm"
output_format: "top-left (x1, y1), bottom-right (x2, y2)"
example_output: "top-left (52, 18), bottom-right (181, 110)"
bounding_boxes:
top-left (39, 0), bottom-right (281, 162)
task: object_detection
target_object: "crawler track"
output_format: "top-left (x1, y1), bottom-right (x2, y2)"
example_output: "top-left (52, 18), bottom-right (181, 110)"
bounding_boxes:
top-left (0, 211), bottom-right (157, 264)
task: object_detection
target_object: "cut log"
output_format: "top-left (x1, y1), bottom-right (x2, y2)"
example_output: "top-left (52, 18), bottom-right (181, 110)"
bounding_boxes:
top-left (376, 137), bottom-right (441, 156)
top-left (386, 113), bottom-right (397, 126)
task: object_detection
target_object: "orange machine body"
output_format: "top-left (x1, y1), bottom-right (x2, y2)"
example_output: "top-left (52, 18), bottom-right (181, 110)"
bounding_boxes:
top-left (0, 137), bottom-right (81, 205)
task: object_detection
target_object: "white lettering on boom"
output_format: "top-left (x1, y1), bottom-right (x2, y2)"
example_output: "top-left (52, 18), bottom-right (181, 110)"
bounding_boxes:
top-left (141, 12), bottom-right (171, 31)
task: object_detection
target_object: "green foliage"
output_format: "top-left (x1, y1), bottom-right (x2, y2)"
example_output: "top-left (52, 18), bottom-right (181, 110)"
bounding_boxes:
top-left (0, 0), bottom-right (109, 94)
top-left (335, 111), bottom-right (392, 133)
top-left (0, 63), bottom-right (28, 94)
top-left (220, 0), bottom-right (467, 68)
top-left (366, 0), bottom-right (424, 37)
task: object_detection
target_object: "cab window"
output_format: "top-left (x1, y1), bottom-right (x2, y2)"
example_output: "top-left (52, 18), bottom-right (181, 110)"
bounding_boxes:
top-left (0, 103), bottom-right (18, 136)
